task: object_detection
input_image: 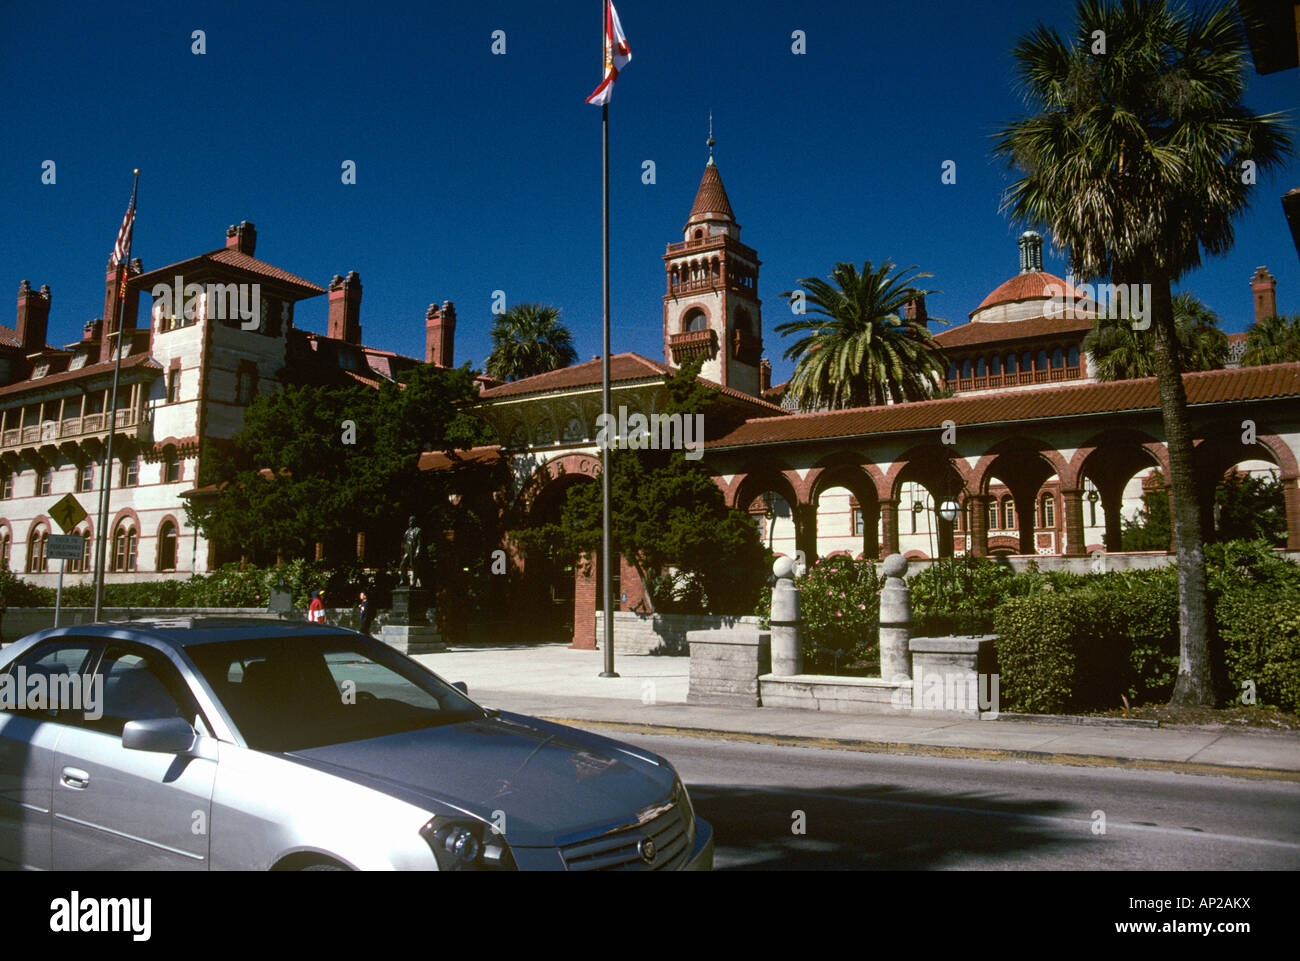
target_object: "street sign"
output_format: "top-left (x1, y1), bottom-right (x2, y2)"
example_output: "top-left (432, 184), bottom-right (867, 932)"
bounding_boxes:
top-left (47, 534), bottom-right (85, 560)
top-left (49, 494), bottom-right (88, 534)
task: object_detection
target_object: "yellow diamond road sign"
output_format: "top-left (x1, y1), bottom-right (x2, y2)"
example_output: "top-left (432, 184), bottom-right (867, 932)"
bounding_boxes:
top-left (50, 493), bottom-right (88, 534)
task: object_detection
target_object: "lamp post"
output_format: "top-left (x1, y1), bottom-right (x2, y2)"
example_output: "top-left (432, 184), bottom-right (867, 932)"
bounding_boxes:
top-left (762, 491), bottom-right (776, 553)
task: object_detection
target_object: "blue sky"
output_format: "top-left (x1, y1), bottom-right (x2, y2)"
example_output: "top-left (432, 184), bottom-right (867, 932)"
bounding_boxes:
top-left (2, 0), bottom-right (1296, 384)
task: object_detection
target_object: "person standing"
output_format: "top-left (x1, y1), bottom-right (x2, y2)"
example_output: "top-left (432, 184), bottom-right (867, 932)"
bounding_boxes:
top-left (357, 591), bottom-right (374, 635)
top-left (308, 589), bottom-right (327, 624)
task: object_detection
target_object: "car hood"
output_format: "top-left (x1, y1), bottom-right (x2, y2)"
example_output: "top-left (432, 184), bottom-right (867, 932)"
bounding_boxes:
top-left (284, 711), bottom-right (676, 847)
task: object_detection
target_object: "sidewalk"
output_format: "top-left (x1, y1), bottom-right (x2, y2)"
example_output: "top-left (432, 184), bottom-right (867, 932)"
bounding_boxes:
top-left (412, 644), bottom-right (1300, 780)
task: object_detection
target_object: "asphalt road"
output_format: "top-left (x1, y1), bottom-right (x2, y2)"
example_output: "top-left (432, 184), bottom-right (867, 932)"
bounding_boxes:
top-left (613, 731), bottom-right (1300, 870)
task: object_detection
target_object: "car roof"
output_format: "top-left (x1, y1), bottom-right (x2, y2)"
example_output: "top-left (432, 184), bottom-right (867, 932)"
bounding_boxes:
top-left (27, 617), bottom-right (356, 649)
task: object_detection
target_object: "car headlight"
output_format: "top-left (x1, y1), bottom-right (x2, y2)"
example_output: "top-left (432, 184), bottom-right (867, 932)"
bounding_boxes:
top-left (674, 776), bottom-right (697, 846)
top-left (420, 817), bottom-right (517, 871)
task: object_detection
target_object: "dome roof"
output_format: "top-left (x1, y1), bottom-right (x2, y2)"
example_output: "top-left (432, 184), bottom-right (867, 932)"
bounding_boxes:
top-left (973, 270), bottom-right (1086, 315)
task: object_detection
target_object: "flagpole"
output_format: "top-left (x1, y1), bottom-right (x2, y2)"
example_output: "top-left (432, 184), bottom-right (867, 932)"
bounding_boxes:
top-left (93, 169), bottom-right (138, 622)
top-left (599, 98), bottom-right (617, 678)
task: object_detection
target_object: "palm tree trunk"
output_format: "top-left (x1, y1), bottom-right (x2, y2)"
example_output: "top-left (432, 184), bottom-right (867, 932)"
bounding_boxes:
top-left (1146, 266), bottom-right (1213, 706)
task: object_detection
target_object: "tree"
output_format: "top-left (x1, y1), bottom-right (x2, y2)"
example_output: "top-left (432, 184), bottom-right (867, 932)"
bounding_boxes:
top-left (189, 364), bottom-right (493, 567)
top-left (1241, 314), bottom-right (1300, 366)
top-left (1121, 473), bottom-right (1173, 552)
top-left (1211, 468), bottom-right (1286, 545)
top-left (993, 0), bottom-right (1292, 707)
top-left (484, 303), bottom-right (578, 382)
top-left (512, 358), bottom-right (769, 615)
top-left (1084, 292), bottom-right (1229, 380)
top-left (775, 261), bottom-right (946, 411)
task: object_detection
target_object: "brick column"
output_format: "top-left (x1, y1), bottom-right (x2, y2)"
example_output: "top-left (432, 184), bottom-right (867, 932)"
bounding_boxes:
top-left (968, 494), bottom-right (989, 558)
top-left (619, 554), bottom-right (646, 612)
top-left (1100, 486), bottom-right (1124, 552)
top-left (1061, 488), bottom-right (1086, 556)
top-left (879, 499), bottom-right (899, 558)
top-left (571, 552), bottom-right (597, 649)
top-left (1284, 476), bottom-right (1300, 551)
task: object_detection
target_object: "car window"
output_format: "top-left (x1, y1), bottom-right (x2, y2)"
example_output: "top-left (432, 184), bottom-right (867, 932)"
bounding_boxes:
top-left (187, 635), bottom-right (483, 751)
top-left (83, 646), bottom-right (201, 738)
top-left (0, 641), bottom-right (98, 725)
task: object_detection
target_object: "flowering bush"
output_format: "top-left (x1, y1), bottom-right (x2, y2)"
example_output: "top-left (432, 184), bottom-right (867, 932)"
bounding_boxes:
top-left (797, 555), bottom-right (881, 673)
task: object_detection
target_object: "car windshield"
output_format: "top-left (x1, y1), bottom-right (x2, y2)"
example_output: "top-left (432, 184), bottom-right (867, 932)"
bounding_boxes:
top-left (185, 633), bottom-right (484, 752)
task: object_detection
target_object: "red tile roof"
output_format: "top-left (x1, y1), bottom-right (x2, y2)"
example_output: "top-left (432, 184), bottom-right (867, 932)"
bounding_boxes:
top-left (933, 312), bottom-right (1095, 349)
top-left (689, 163), bottom-right (735, 223)
top-left (417, 445), bottom-right (505, 472)
top-left (705, 362), bottom-right (1300, 450)
top-left (0, 351), bottom-right (159, 399)
top-left (475, 351), bottom-right (786, 412)
top-left (973, 270), bottom-right (1087, 314)
top-left (133, 248), bottom-right (325, 298)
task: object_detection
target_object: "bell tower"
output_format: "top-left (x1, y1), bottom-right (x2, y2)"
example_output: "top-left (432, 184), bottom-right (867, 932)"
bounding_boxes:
top-left (662, 128), bottom-right (763, 396)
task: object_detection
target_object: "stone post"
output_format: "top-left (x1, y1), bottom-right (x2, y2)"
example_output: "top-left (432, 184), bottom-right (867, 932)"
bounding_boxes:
top-left (770, 556), bottom-right (802, 676)
top-left (879, 554), bottom-right (911, 680)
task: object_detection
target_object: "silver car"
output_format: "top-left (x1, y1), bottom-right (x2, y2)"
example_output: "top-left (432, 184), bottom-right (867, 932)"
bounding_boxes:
top-left (0, 618), bottom-right (713, 871)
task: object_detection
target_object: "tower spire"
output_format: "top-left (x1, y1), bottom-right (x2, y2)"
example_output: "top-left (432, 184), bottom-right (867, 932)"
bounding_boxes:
top-left (707, 112), bottom-right (715, 166)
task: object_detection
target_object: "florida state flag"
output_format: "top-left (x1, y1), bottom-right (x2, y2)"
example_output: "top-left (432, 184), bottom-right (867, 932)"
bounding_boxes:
top-left (586, 1), bottom-right (631, 106)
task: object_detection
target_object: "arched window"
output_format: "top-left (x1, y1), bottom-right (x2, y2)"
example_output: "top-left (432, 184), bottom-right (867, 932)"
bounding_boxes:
top-left (78, 526), bottom-right (92, 573)
top-left (947, 362), bottom-right (958, 381)
top-left (1021, 351), bottom-right (1033, 372)
top-left (27, 524), bottom-right (48, 573)
top-left (975, 357), bottom-right (987, 377)
top-left (112, 520), bottom-right (138, 573)
top-left (1040, 494), bottom-right (1055, 528)
top-left (1005, 353), bottom-right (1018, 374)
top-left (1003, 498), bottom-right (1016, 531)
top-left (989, 355), bottom-right (1002, 375)
top-left (1068, 345), bottom-right (1080, 368)
top-left (988, 500), bottom-right (1000, 531)
top-left (961, 358), bottom-right (972, 378)
top-left (683, 309), bottom-right (707, 333)
top-left (0, 526), bottom-right (10, 569)
top-left (1036, 349), bottom-right (1049, 371)
top-left (693, 228), bottom-right (703, 240)
top-left (157, 520), bottom-right (178, 572)
top-left (1051, 347), bottom-right (1065, 369)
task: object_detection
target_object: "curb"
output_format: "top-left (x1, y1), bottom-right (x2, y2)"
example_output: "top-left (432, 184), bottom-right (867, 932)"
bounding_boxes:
top-left (538, 715), bottom-right (1300, 783)
top-left (993, 712), bottom-right (1161, 729)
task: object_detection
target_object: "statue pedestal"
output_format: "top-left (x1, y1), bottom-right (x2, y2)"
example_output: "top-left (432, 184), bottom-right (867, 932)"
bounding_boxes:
top-left (379, 623), bottom-right (445, 655)
top-left (381, 586), bottom-right (443, 653)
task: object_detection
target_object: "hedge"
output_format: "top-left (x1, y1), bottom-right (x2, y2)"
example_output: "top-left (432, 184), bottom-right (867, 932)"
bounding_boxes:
top-left (1216, 588), bottom-right (1300, 713)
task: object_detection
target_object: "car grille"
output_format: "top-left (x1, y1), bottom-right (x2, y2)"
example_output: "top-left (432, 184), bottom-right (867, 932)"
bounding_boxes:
top-left (558, 798), bottom-right (692, 871)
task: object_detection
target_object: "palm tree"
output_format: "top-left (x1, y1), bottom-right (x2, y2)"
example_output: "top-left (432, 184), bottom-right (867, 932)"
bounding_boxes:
top-left (1084, 293), bottom-right (1229, 380)
top-left (775, 261), bottom-right (946, 411)
top-left (993, 0), bottom-right (1292, 707)
top-left (484, 303), bottom-right (578, 382)
top-left (1241, 313), bottom-right (1300, 366)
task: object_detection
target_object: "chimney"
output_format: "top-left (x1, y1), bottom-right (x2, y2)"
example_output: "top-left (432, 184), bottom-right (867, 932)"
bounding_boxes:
top-left (225, 221), bottom-right (257, 256)
top-left (760, 358), bottom-right (771, 392)
top-left (101, 257), bottom-right (142, 363)
top-left (327, 271), bottom-right (363, 344)
top-left (426, 301), bottom-right (456, 367)
top-left (16, 280), bottom-right (51, 352)
top-left (1018, 230), bottom-right (1044, 273)
top-left (1251, 266), bottom-right (1277, 324)
top-left (84, 318), bottom-right (102, 342)
top-left (904, 294), bottom-right (928, 324)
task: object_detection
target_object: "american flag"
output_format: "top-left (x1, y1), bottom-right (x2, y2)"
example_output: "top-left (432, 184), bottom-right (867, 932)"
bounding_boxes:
top-left (110, 188), bottom-right (136, 268)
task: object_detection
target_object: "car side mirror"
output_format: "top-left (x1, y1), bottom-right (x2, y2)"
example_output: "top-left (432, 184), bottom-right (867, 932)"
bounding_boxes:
top-left (452, 681), bottom-right (468, 695)
top-left (122, 717), bottom-right (196, 754)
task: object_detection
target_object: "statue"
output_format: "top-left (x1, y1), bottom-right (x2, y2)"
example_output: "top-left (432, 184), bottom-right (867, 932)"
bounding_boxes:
top-left (398, 516), bottom-right (426, 587)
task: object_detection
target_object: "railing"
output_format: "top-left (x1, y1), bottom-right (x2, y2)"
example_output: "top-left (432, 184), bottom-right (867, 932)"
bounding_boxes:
top-left (948, 365), bottom-right (1085, 393)
top-left (1, 409), bottom-right (141, 451)
top-left (668, 329), bottom-right (718, 364)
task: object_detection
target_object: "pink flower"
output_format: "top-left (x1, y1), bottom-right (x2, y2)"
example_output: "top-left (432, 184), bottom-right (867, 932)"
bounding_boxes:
top-left (836, 612), bottom-right (843, 618)
top-left (827, 589), bottom-right (833, 595)
top-left (858, 604), bottom-right (866, 610)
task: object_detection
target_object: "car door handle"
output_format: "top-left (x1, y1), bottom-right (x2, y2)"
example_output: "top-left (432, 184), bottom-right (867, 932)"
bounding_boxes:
top-left (60, 767), bottom-right (90, 790)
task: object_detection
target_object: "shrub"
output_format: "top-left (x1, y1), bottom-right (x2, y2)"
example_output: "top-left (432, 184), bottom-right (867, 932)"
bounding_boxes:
top-left (992, 593), bottom-right (1086, 713)
top-left (798, 556), bottom-right (881, 672)
top-left (1216, 588), bottom-right (1300, 713)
